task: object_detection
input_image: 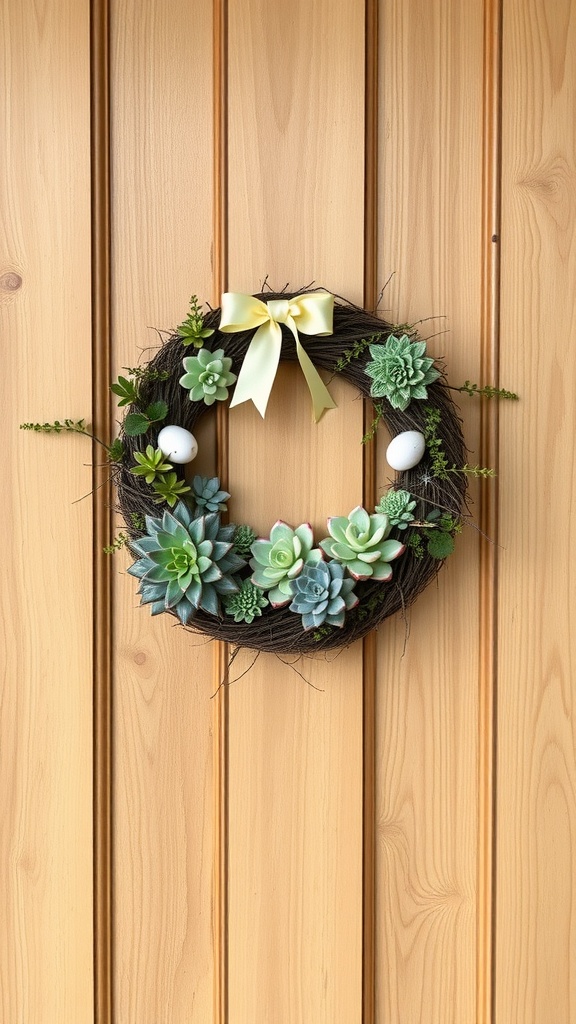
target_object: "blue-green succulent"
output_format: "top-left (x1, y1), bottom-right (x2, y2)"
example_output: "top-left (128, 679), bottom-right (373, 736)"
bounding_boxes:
top-left (375, 488), bottom-right (417, 529)
top-left (319, 506), bottom-right (405, 581)
top-left (289, 560), bottom-right (358, 630)
top-left (192, 475), bottom-right (230, 516)
top-left (127, 501), bottom-right (246, 624)
top-left (365, 334), bottom-right (440, 411)
top-left (224, 579), bottom-right (269, 624)
top-left (179, 347), bottom-right (237, 405)
top-left (250, 521), bottom-right (323, 607)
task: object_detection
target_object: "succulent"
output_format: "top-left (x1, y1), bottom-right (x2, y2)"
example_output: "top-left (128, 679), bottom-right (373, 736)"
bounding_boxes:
top-left (179, 348), bottom-right (236, 405)
top-left (130, 445), bottom-right (173, 484)
top-left (375, 488), bottom-right (417, 529)
top-left (319, 506), bottom-right (405, 581)
top-left (289, 560), bottom-right (358, 631)
top-left (192, 475), bottom-right (230, 515)
top-left (224, 578), bottom-right (269, 623)
top-left (127, 502), bottom-right (246, 624)
top-left (232, 523), bottom-right (257, 558)
top-left (250, 521), bottom-right (323, 607)
top-left (151, 471), bottom-right (192, 507)
top-left (365, 334), bottom-right (440, 411)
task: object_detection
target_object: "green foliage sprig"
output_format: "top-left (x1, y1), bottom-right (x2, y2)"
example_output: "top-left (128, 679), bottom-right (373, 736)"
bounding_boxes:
top-left (111, 367), bottom-right (171, 408)
top-left (423, 406), bottom-right (495, 481)
top-left (20, 419), bottom-right (122, 461)
top-left (123, 366), bottom-right (171, 385)
top-left (129, 512), bottom-right (146, 532)
top-left (103, 532), bottom-right (129, 555)
top-left (333, 333), bottom-right (384, 374)
top-left (177, 295), bottom-right (215, 348)
top-left (457, 380), bottom-right (519, 401)
top-left (423, 407), bottom-right (449, 479)
top-left (407, 533), bottom-right (425, 559)
top-left (362, 402), bottom-right (384, 444)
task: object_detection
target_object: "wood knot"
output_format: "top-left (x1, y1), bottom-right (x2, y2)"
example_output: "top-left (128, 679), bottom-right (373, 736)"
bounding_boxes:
top-left (134, 651), bottom-right (146, 666)
top-left (0, 271), bottom-right (23, 291)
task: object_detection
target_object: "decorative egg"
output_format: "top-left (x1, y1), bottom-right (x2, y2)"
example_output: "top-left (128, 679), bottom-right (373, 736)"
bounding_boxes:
top-left (386, 430), bottom-right (426, 471)
top-left (157, 425), bottom-right (198, 464)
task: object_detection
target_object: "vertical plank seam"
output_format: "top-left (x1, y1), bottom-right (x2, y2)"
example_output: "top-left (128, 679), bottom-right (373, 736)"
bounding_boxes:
top-left (213, 2), bottom-right (229, 1022)
top-left (90, 0), bottom-right (113, 1021)
top-left (478, 1), bottom-right (502, 1022)
top-left (363, 0), bottom-right (379, 1021)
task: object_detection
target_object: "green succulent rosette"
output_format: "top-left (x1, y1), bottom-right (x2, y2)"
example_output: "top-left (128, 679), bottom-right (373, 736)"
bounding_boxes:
top-left (250, 520), bottom-right (323, 607)
top-left (365, 334), bottom-right (440, 411)
top-left (232, 524), bottom-right (258, 558)
top-left (127, 501), bottom-right (246, 624)
top-left (319, 506), bottom-right (405, 581)
top-left (224, 578), bottom-right (269, 624)
top-left (289, 560), bottom-right (358, 630)
top-left (179, 347), bottom-right (237, 405)
top-left (375, 488), bottom-right (417, 529)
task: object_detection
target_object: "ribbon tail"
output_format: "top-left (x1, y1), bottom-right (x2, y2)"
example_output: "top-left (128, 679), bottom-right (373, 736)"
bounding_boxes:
top-left (295, 338), bottom-right (337, 422)
top-left (229, 320), bottom-right (282, 418)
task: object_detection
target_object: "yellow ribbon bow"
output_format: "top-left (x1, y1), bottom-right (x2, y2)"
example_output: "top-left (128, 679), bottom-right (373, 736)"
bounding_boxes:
top-left (218, 291), bottom-right (337, 421)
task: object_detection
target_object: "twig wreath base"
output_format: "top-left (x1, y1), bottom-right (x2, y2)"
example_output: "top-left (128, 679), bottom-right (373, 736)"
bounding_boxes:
top-left (115, 291), bottom-right (467, 655)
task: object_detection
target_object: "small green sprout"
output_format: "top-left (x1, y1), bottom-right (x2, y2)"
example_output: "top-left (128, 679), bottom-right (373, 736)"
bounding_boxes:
top-left (151, 472), bottom-right (192, 508)
top-left (130, 445), bottom-right (173, 484)
top-left (178, 295), bottom-right (215, 348)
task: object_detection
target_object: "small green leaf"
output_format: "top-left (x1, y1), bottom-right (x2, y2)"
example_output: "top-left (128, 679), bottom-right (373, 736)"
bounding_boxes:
top-left (427, 531), bottom-right (455, 559)
top-left (124, 412), bottom-right (151, 436)
top-left (111, 376), bottom-right (138, 406)
top-left (107, 437), bottom-right (125, 462)
top-left (145, 400), bottom-right (168, 423)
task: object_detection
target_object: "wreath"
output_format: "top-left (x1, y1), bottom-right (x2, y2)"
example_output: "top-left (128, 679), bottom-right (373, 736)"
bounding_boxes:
top-left (23, 288), bottom-right (517, 655)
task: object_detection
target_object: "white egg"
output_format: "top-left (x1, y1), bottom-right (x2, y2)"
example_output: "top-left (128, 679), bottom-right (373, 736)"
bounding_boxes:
top-left (157, 425), bottom-right (198, 464)
top-left (386, 430), bottom-right (426, 471)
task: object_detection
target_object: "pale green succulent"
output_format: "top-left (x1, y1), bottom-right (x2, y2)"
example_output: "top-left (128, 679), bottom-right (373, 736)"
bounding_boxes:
top-left (375, 488), bottom-right (417, 530)
top-left (127, 502), bottom-right (246, 623)
top-left (250, 521), bottom-right (323, 607)
top-left (365, 334), bottom-right (440, 411)
top-left (289, 560), bottom-right (358, 631)
top-left (319, 506), bottom-right (405, 581)
top-left (224, 578), bottom-right (269, 623)
top-left (179, 348), bottom-right (236, 405)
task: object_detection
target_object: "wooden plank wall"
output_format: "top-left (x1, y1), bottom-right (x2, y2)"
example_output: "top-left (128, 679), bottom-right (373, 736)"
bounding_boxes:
top-left (0, 2), bottom-right (94, 1022)
top-left (497, 0), bottom-right (576, 1021)
top-left (376, 4), bottom-right (484, 1022)
top-left (110, 1), bottom-right (216, 1019)
top-left (2, 0), bottom-right (576, 1022)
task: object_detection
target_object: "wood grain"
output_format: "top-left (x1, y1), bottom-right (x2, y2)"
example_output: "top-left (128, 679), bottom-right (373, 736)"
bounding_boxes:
top-left (376, 2), bottom-right (484, 1021)
top-left (226, 1), bottom-right (365, 1020)
top-left (110, 2), bottom-right (216, 1020)
top-left (496, 0), bottom-right (576, 1020)
top-left (0, 2), bottom-right (94, 1021)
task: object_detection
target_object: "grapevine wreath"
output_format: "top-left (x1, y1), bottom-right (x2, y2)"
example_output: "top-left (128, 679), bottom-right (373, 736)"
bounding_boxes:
top-left (23, 288), bottom-right (516, 655)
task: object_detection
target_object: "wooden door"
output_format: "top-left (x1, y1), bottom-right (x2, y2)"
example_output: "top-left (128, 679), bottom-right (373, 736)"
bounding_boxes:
top-left (3, 1), bottom-right (576, 1022)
